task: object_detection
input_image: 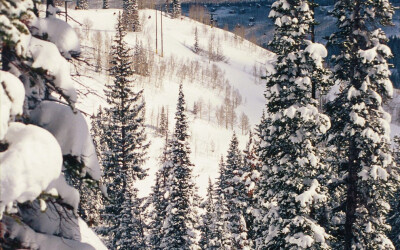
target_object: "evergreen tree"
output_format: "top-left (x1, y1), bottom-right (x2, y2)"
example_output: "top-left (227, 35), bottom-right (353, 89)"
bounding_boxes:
top-left (241, 131), bottom-right (261, 246)
top-left (389, 136), bottom-right (400, 249)
top-left (215, 156), bottom-right (235, 248)
top-left (194, 27), bottom-right (200, 54)
top-left (76, 0), bottom-right (88, 10)
top-left (159, 106), bottom-right (168, 137)
top-left (255, 0), bottom-right (331, 248)
top-left (160, 84), bottom-right (200, 249)
top-left (171, 0), bottom-right (181, 19)
top-left (101, 13), bottom-right (149, 249)
top-left (133, 39), bottom-right (149, 76)
top-left (123, 0), bottom-right (141, 31)
top-left (200, 178), bottom-right (220, 249)
top-left (220, 132), bottom-right (250, 249)
top-left (147, 139), bottom-right (172, 250)
top-left (103, 0), bottom-right (109, 9)
top-left (326, 1), bottom-right (396, 248)
top-left (1, 0), bottom-right (104, 248)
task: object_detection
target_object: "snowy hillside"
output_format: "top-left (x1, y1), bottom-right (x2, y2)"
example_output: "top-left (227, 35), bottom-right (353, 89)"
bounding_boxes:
top-left (62, 8), bottom-right (272, 197)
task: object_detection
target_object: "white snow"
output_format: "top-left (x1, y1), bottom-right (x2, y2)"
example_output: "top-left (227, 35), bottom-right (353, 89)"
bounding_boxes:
top-left (0, 122), bottom-right (62, 218)
top-left (29, 36), bottom-right (77, 103)
top-left (359, 47), bottom-right (378, 63)
top-left (295, 179), bottom-right (326, 207)
top-left (305, 42), bottom-right (328, 67)
top-left (0, 71), bottom-right (25, 140)
top-left (62, 8), bottom-right (272, 197)
top-left (46, 175), bottom-right (80, 212)
top-left (286, 232), bottom-right (314, 248)
top-left (350, 111), bottom-right (366, 126)
top-left (30, 101), bottom-right (102, 180)
top-left (31, 17), bottom-right (81, 58)
top-left (78, 218), bottom-right (108, 250)
top-left (3, 215), bottom-right (97, 250)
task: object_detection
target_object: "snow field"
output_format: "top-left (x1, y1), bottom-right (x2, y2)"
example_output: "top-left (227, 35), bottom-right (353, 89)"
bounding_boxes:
top-left (64, 8), bottom-right (273, 197)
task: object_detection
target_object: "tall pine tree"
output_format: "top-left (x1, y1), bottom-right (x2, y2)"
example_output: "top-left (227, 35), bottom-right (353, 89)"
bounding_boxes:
top-left (160, 84), bottom-right (200, 249)
top-left (199, 178), bottom-right (220, 249)
top-left (220, 132), bottom-right (250, 249)
top-left (242, 131), bottom-right (262, 246)
top-left (101, 13), bottom-right (148, 249)
top-left (255, 0), bottom-right (331, 248)
top-left (326, 0), bottom-right (396, 248)
top-left (215, 156), bottom-right (235, 248)
top-left (147, 139), bottom-right (173, 249)
top-left (123, 0), bottom-right (140, 31)
top-left (171, 0), bottom-right (181, 19)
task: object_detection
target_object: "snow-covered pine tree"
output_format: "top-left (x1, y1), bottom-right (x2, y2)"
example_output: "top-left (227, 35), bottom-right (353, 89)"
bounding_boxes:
top-left (160, 84), bottom-right (200, 249)
top-left (76, 0), bottom-right (89, 10)
top-left (220, 132), bottom-right (250, 249)
top-left (194, 26), bottom-right (200, 54)
top-left (1, 0), bottom-right (105, 248)
top-left (122, 0), bottom-right (140, 31)
top-left (255, 0), bottom-right (331, 248)
top-left (389, 136), bottom-right (400, 249)
top-left (171, 0), bottom-right (181, 19)
top-left (148, 168), bottom-right (168, 249)
top-left (200, 178), bottom-right (220, 249)
top-left (326, 0), bottom-right (396, 248)
top-left (133, 39), bottom-right (149, 76)
top-left (147, 138), bottom-right (173, 249)
top-left (241, 131), bottom-right (261, 246)
top-left (131, 0), bottom-right (140, 31)
top-left (101, 12), bottom-right (149, 248)
top-left (215, 156), bottom-right (235, 248)
top-left (103, 0), bottom-right (109, 9)
top-left (159, 106), bottom-right (168, 137)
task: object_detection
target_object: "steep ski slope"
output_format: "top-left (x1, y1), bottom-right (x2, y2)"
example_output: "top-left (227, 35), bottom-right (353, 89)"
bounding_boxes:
top-left (64, 8), bottom-right (272, 197)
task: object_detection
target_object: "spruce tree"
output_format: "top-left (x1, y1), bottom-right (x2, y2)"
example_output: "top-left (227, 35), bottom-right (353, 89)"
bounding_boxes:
top-left (102, 0), bottom-right (109, 9)
top-left (200, 178), bottom-right (220, 249)
top-left (1, 0), bottom-right (104, 247)
top-left (171, 0), bottom-right (181, 19)
top-left (133, 39), bottom-right (149, 76)
top-left (147, 140), bottom-right (172, 250)
top-left (160, 84), bottom-right (200, 249)
top-left (101, 13), bottom-right (149, 249)
top-left (255, 0), bottom-right (331, 248)
top-left (220, 132), bottom-right (250, 249)
top-left (123, 0), bottom-right (140, 32)
top-left (216, 156), bottom-right (235, 248)
top-left (389, 136), bottom-right (400, 249)
top-left (194, 27), bottom-right (200, 54)
top-left (242, 131), bottom-right (261, 246)
top-left (76, 0), bottom-right (88, 9)
top-left (159, 106), bottom-right (168, 137)
top-left (326, 0), bottom-right (396, 248)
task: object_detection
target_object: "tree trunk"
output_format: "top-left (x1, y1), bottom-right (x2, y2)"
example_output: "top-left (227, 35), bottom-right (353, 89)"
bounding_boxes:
top-left (345, 140), bottom-right (358, 249)
top-left (46, 0), bottom-right (55, 17)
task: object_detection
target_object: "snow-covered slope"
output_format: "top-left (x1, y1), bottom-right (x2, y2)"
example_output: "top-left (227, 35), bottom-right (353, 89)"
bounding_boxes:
top-left (62, 8), bottom-right (272, 197)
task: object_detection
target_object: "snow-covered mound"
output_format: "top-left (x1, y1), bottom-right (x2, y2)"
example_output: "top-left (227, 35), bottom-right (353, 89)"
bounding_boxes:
top-left (30, 101), bottom-right (102, 180)
top-left (32, 16), bottom-right (81, 58)
top-left (0, 122), bottom-right (62, 217)
top-left (0, 71), bottom-right (25, 140)
top-left (63, 8), bottom-right (272, 197)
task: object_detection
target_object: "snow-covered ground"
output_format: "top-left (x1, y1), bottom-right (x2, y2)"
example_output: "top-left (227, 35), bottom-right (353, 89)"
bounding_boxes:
top-left (58, 7), bottom-right (400, 199)
top-left (61, 8), bottom-right (272, 197)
